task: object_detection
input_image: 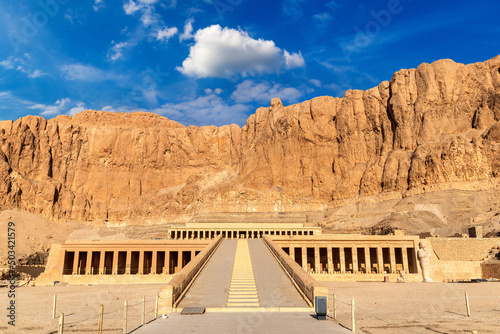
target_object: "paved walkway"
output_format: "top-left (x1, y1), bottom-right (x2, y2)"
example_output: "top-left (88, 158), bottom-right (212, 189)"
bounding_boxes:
top-left (248, 239), bottom-right (306, 307)
top-left (178, 239), bottom-right (307, 309)
top-left (138, 239), bottom-right (351, 333)
top-left (134, 312), bottom-right (352, 334)
top-left (177, 240), bottom-right (236, 308)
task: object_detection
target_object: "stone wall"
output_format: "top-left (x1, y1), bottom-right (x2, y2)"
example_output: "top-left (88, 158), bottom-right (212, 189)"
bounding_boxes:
top-left (482, 262), bottom-right (500, 279)
top-left (429, 238), bottom-right (500, 261)
top-left (423, 238), bottom-right (500, 281)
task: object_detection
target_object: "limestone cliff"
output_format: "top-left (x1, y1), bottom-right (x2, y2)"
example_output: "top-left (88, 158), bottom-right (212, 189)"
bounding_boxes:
top-left (1, 55), bottom-right (500, 225)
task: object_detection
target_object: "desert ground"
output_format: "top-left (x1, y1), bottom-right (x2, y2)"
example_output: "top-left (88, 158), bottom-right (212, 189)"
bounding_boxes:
top-left (1, 281), bottom-right (499, 333)
top-left (322, 281), bottom-right (500, 334)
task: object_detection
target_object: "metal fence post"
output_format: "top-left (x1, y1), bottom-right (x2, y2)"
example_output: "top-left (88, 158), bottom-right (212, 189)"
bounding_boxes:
top-left (123, 299), bottom-right (128, 334)
top-left (351, 298), bottom-right (355, 333)
top-left (53, 294), bottom-right (57, 319)
top-left (58, 313), bottom-right (64, 334)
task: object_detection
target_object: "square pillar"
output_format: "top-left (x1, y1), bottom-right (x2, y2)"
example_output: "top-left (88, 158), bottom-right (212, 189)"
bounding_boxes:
top-left (85, 252), bottom-right (92, 275)
top-left (152, 251), bottom-right (157, 274)
top-left (339, 247), bottom-right (346, 273)
top-left (352, 247), bottom-right (358, 273)
top-left (290, 246), bottom-right (295, 260)
top-left (191, 250), bottom-right (196, 262)
top-left (138, 251), bottom-right (144, 275)
top-left (402, 247), bottom-right (409, 273)
top-left (301, 247), bottom-right (307, 271)
top-left (164, 251), bottom-right (170, 275)
top-left (112, 250), bottom-right (119, 275)
top-left (365, 247), bottom-right (371, 274)
top-left (390, 247), bottom-right (396, 274)
top-left (327, 247), bottom-right (333, 274)
top-left (72, 250), bottom-right (80, 275)
top-left (377, 247), bottom-right (383, 273)
top-left (99, 251), bottom-right (105, 275)
top-left (125, 250), bottom-right (131, 275)
top-left (314, 246), bottom-right (320, 274)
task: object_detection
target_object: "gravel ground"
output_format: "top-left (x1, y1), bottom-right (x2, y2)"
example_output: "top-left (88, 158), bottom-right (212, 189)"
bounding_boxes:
top-left (1, 281), bottom-right (499, 333)
top-left (0, 283), bottom-right (165, 333)
top-left (321, 281), bottom-right (500, 334)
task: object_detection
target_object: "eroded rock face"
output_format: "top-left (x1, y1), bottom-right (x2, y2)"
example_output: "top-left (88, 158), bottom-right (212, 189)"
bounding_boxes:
top-left (0, 55), bottom-right (499, 224)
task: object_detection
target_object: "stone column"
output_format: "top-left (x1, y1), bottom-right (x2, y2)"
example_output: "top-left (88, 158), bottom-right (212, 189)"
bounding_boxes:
top-left (191, 250), bottom-right (196, 263)
top-left (390, 247), bottom-right (396, 274)
top-left (152, 251), bottom-right (157, 274)
top-left (85, 252), bottom-right (92, 275)
top-left (365, 247), bottom-right (371, 274)
top-left (125, 251), bottom-right (131, 274)
top-left (301, 247), bottom-right (307, 271)
top-left (73, 251), bottom-right (80, 275)
top-left (112, 250), bottom-right (119, 275)
top-left (99, 251), bottom-right (105, 275)
top-left (290, 246), bottom-right (295, 260)
top-left (138, 251), bottom-right (144, 275)
top-left (327, 247), bottom-right (333, 274)
top-left (402, 247), bottom-right (409, 273)
top-left (164, 251), bottom-right (170, 275)
top-left (352, 247), bottom-right (358, 273)
top-left (314, 247), bottom-right (320, 273)
top-left (339, 247), bottom-right (346, 273)
top-left (173, 251), bottom-right (179, 273)
top-left (377, 247), bottom-right (383, 273)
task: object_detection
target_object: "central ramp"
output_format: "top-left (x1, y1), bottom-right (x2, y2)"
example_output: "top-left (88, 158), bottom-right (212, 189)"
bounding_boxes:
top-left (178, 239), bottom-right (307, 309)
top-left (227, 240), bottom-right (260, 307)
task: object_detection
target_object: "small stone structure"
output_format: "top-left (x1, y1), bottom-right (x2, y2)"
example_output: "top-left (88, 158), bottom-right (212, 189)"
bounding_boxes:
top-left (469, 226), bottom-right (483, 238)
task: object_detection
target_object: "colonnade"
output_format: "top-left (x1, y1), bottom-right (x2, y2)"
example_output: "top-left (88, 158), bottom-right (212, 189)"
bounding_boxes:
top-left (169, 229), bottom-right (316, 240)
top-left (282, 245), bottom-right (419, 274)
top-left (62, 248), bottom-right (202, 276)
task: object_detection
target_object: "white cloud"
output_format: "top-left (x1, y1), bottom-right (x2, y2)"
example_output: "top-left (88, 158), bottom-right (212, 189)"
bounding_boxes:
top-left (309, 79), bottom-right (321, 87)
top-left (68, 102), bottom-right (86, 116)
top-left (179, 18), bottom-right (194, 41)
top-left (231, 80), bottom-right (302, 104)
top-left (28, 70), bottom-right (45, 78)
top-left (101, 105), bottom-right (147, 113)
top-left (204, 88), bottom-right (223, 95)
top-left (177, 25), bottom-right (305, 78)
top-left (313, 12), bottom-right (333, 23)
top-left (123, 0), bottom-right (160, 27)
top-left (284, 50), bottom-right (305, 69)
top-left (154, 91), bottom-right (249, 126)
top-left (0, 58), bottom-right (14, 69)
top-left (29, 98), bottom-right (89, 117)
top-left (29, 98), bottom-right (71, 116)
top-left (0, 56), bottom-right (47, 78)
top-left (124, 0), bottom-right (142, 14)
top-left (61, 63), bottom-right (125, 81)
top-left (107, 41), bottom-right (129, 61)
top-left (93, 0), bottom-right (104, 11)
top-left (157, 26), bottom-right (178, 42)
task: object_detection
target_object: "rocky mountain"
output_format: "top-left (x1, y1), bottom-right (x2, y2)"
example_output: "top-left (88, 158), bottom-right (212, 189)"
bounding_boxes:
top-left (1, 55), bottom-right (500, 229)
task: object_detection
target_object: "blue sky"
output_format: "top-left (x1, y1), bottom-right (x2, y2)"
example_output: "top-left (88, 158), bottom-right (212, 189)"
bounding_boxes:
top-left (0, 0), bottom-right (498, 126)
